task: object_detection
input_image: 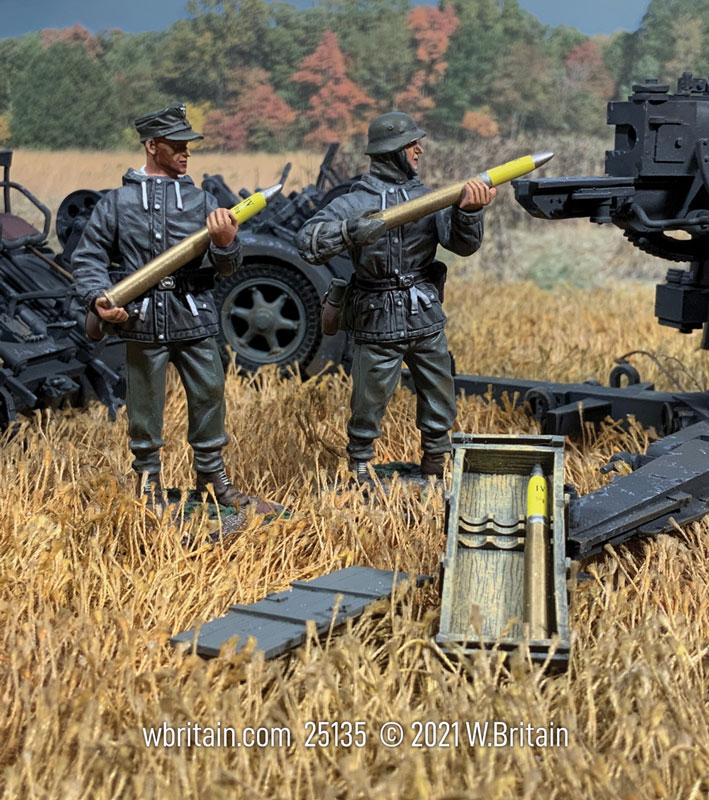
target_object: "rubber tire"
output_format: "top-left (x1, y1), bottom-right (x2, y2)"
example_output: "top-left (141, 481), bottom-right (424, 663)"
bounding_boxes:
top-left (213, 262), bottom-right (322, 374)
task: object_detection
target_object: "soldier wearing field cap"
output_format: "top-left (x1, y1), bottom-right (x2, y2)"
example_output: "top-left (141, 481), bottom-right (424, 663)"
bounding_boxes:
top-left (72, 104), bottom-right (247, 512)
top-left (297, 111), bottom-right (495, 480)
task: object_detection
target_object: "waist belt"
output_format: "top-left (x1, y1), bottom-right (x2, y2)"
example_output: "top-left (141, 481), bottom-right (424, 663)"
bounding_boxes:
top-left (156, 273), bottom-right (214, 292)
top-left (355, 267), bottom-right (430, 291)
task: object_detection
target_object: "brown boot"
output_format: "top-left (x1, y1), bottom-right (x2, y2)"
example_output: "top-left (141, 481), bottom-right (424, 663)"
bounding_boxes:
top-left (420, 452), bottom-right (446, 477)
top-left (196, 469), bottom-right (281, 515)
top-left (138, 471), bottom-right (166, 516)
top-left (196, 468), bottom-right (249, 508)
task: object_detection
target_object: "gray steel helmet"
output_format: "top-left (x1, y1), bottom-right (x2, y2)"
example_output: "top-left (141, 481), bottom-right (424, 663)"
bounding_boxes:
top-left (364, 112), bottom-right (427, 155)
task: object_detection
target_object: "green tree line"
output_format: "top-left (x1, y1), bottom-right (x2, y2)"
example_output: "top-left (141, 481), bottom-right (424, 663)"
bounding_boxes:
top-left (1, 0), bottom-right (708, 151)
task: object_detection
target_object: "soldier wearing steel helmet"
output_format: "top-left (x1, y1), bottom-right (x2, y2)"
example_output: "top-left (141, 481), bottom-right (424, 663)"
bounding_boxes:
top-left (297, 111), bottom-right (495, 480)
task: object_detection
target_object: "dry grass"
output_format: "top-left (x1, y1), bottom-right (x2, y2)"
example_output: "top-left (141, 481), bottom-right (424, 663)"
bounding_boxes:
top-left (2, 266), bottom-right (709, 798)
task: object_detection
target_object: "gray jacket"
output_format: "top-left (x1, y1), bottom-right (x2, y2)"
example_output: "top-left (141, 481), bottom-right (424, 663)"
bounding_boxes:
top-left (72, 168), bottom-right (241, 342)
top-left (297, 172), bottom-right (484, 342)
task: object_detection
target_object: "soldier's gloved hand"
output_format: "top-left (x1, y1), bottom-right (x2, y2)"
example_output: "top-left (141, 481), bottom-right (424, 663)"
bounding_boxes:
top-left (345, 210), bottom-right (387, 247)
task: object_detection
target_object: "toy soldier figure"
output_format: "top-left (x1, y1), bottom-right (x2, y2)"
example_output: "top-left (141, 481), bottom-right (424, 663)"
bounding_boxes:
top-left (297, 111), bottom-right (495, 480)
top-left (72, 104), bottom-right (245, 511)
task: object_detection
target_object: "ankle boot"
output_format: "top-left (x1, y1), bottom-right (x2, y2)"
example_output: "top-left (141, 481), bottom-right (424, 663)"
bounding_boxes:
top-left (196, 468), bottom-right (249, 508)
top-left (138, 472), bottom-right (166, 516)
top-left (348, 458), bottom-right (373, 485)
top-left (420, 452), bottom-right (446, 477)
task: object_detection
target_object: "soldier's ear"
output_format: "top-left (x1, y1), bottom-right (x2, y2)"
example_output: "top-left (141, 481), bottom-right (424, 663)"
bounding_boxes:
top-left (145, 139), bottom-right (157, 156)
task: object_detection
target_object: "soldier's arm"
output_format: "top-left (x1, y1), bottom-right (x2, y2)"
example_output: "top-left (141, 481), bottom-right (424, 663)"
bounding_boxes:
top-left (71, 192), bottom-right (122, 314)
top-left (436, 179), bottom-right (495, 257)
top-left (297, 195), bottom-right (384, 265)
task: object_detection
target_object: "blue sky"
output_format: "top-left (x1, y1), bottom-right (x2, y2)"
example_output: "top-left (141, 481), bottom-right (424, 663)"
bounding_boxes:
top-left (2, 0), bottom-right (651, 39)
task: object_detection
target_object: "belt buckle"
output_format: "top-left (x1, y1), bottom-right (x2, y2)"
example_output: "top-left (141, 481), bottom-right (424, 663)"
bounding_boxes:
top-left (158, 276), bottom-right (176, 290)
top-left (398, 273), bottom-right (414, 289)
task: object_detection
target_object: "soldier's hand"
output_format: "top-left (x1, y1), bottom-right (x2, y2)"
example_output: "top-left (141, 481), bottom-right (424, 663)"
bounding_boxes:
top-left (458, 179), bottom-right (496, 211)
top-left (207, 207), bottom-right (239, 248)
top-left (95, 296), bottom-right (128, 323)
top-left (346, 209), bottom-right (387, 247)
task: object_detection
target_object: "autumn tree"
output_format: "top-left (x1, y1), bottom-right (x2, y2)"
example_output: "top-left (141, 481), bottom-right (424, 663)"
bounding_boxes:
top-left (395, 4), bottom-right (459, 119)
top-left (11, 41), bottom-right (120, 148)
top-left (100, 30), bottom-right (172, 142)
top-left (159, 0), bottom-right (270, 107)
top-left (41, 24), bottom-right (102, 60)
top-left (204, 68), bottom-right (296, 150)
top-left (320, 0), bottom-right (414, 107)
top-left (291, 30), bottom-right (375, 147)
top-left (558, 39), bottom-right (615, 134)
top-left (433, 0), bottom-right (550, 133)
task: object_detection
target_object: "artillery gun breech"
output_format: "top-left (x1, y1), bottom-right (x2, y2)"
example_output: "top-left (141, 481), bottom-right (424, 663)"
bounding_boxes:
top-left (371, 152), bottom-right (553, 230)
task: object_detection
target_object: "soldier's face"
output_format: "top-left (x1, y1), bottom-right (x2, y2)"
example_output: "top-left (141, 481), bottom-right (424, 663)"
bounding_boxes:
top-left (148, 137), bottom-right (191, 178)
top-left (404, 140), bottom-right (423, 170)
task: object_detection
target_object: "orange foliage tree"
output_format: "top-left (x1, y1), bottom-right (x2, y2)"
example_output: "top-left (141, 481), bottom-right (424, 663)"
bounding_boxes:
top-left (204, 68), bottom-right (297, 151)
top-left (461, 109), bottom-right (499, 137)
top-left (395, 4), bottom-right (458, 116)
top-left (564, 40), bottom-right (614, 98)
top-left (291, 30), bottom-right (374, 147)
top-left (41, 24), bottom-right (102, 61)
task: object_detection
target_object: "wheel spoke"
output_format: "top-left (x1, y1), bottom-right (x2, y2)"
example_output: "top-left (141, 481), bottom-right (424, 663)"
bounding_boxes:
top-left (274, 315), bottom-right (299, 332)
top-left (272, 293), bottom-right (288, 313)
top-left (250, 288), bottom-right (266, 309)
top-left (265, 331), bottom-right (281, 353)
top-left (230, 306), bottom-right (251, 321)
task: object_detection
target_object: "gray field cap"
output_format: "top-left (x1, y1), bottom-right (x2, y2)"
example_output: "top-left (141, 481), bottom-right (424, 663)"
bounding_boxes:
top-left (134, 104), bottom-right (203, 142)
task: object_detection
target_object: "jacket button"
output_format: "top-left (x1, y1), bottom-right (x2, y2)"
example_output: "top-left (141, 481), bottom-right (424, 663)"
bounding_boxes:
top-left (393, 268), bottom-right (399, 274)
top-left (157, 301), bottom-right (163, 308)
top-left (392, 237), bottom-right (398, 244)
top-left (397, 300), bottom-right (402, 306)
top-left (155, 204), bottom-right (161, 210)
top-left (388, 188), bottom-right (395, 193)
top-left (155, 232), bottom-right (162, 240)
top-left (156, 179), bottom-right (162, 184)
top-left (158, 334), bottom-right (165, 340)
top-left (368, 303), bottom-right (374, 310)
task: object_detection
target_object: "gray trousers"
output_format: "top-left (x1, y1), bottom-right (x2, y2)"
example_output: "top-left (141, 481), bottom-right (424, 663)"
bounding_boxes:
top-left (347, 329), bottom-right (456, 461)
top-left (125, 337), bottom-right (229, 474)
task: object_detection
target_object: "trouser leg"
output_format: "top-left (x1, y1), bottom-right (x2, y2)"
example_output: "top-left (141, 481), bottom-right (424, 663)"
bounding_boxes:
top-left (170, 336), bottom-right (229, 473)
top-left (347, 340), bottom-right (405, 461)
top-left (126, 341), bottom-right (170, 474)
top-left (404, 330), bottom-right (456, 455)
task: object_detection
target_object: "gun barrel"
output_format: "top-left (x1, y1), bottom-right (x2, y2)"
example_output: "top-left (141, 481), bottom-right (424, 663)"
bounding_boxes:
top-left (104, 183), bottom-right (282, 309)
top-left (523, 464), bottom-right (550, 640)
top-left (371, 152), bottom-right (553, 230)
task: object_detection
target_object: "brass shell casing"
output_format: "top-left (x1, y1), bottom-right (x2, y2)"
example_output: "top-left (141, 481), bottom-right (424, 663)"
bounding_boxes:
top-left (523, 464), bottom-right (550, 640)
top-left (105, 228), bottom-right (210, 308)
top-left (103, 184), bottom-right (281, 310)
top-left (370, 152), bottom-right (553, 231)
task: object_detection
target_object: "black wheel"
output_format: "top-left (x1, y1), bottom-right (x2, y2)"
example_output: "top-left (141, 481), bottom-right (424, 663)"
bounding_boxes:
top-left (56, 189), bottom-right (104, 247)
top-left (214, 263), bottom-right (322, 373)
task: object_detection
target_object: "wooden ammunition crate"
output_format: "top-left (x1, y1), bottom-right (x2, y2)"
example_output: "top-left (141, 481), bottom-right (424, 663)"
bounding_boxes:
top-left (436, 433), bottom-right (570, 668)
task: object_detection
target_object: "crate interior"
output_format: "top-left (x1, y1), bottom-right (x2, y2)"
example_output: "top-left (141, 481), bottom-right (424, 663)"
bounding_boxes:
top-left (440, 442), bottom-right (563, 649)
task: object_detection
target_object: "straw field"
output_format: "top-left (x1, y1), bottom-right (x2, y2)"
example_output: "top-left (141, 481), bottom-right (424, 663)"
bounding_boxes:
top-left (1, 149), bottom-right (708, 799)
